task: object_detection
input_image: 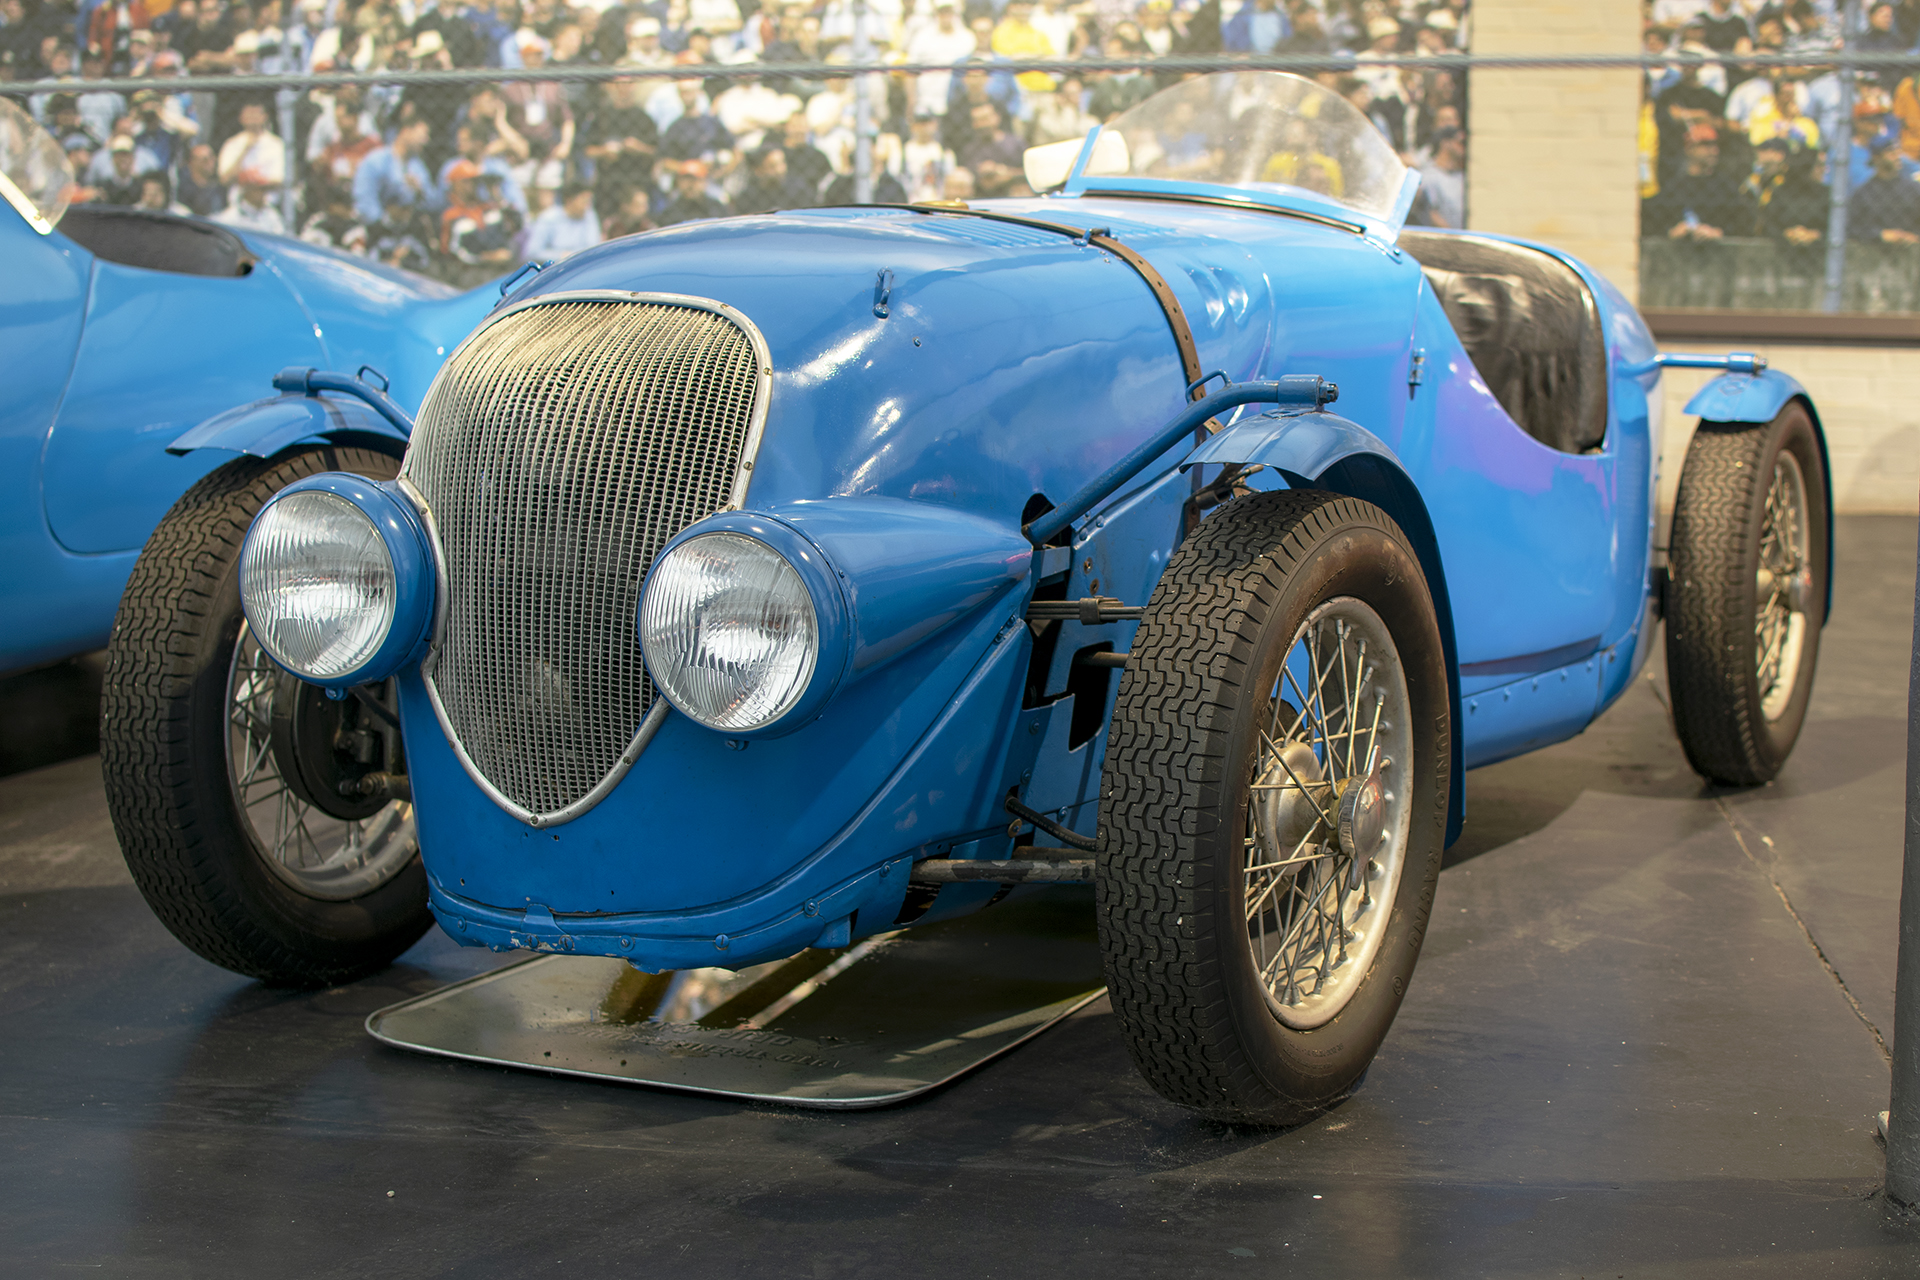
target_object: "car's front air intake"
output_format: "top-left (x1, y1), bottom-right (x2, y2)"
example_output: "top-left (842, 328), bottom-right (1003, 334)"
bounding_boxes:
top-left (402, 295), bottom-right (766, 822)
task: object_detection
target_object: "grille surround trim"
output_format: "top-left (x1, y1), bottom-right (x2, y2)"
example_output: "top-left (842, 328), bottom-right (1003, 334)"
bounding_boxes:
top-left (403, 290), bottom-right (774, 828)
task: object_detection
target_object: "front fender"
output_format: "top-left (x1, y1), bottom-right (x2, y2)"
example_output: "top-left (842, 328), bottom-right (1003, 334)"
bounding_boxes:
top-left (1682, 367), bottom-right (1806, 423)
top-left (165, 392), bottom-right (406, 459)
top-left (1179, 407), bottom-right (1391, 482)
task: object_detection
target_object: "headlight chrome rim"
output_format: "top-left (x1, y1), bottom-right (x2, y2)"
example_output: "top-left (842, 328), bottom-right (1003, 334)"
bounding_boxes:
top-left (639, 517), bottom-right (850, 737)
top-left (239, 472), bottom-right (436, 689)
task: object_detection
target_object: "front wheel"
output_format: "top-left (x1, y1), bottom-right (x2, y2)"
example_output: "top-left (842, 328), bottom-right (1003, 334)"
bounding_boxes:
top-left (102, 447), bottom-right (432, 987)
top-left (1666, 403), bottom-right (1828, 785)
top-left (1098, 491), bottom-right (1451, 1125)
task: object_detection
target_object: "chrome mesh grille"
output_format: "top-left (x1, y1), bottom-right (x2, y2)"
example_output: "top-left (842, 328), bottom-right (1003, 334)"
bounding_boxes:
top-left (403, 298), bottom-right (761, 818)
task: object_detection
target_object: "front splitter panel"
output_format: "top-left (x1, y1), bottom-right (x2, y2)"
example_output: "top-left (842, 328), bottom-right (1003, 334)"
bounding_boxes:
top-left (366, 886), bottom-right (1105, 1109)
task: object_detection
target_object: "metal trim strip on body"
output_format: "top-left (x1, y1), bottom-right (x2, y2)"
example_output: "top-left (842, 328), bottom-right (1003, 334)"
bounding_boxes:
top-left (399, 290), bottom-right (775, 829)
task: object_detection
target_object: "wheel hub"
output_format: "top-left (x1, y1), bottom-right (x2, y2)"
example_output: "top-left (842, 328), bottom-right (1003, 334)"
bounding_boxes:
top-left (268, 672), bottom-right (392, 822)
top-left (1755, 566), bottom-right (1814, 612)
top-left (1336, 766), bottom-right (1387, 887)
top-left (1254, 739), bottom-right (1327, 855)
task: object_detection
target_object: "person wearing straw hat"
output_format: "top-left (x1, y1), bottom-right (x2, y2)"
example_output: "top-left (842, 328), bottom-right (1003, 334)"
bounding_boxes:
top-left (214, 168), bottom-right (288, 232)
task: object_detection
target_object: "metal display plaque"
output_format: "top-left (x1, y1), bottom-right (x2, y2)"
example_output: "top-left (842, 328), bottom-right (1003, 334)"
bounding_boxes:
top-left (366, 887), bottom-right (1105, 1109)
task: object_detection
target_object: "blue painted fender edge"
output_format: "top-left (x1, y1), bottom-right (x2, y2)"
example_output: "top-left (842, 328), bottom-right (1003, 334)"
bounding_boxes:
top-left (165, 392), bottom-right (408, 459)
top-left (1682, 369), bottom-right (1835, 623)
top-left (1179, 406), bottom-right (1387, 480)
top-left (1681, 367), bottom-right (1805, 423)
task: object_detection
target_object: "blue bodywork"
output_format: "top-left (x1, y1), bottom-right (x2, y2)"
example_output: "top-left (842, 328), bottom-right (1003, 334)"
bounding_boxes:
top-left (222, 126), bottom-right (1831, 973)
top-left (0, 203), bottom-right (492, 675)
top-left (313, 193), bottom-right (1828, 974)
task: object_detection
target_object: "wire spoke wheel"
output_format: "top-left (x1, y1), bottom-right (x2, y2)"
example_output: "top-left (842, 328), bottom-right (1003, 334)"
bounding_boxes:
top-left (1245, 599), bottom-right (1412, 1029)
top-left (1099, 490), bottom-right (1448, 1125)
top-left (225, 624), bottom-right (418, 902)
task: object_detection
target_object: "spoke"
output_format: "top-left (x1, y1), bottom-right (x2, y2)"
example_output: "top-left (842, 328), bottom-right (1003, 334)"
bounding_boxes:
top-left (1280, 661), bottom-right (1326, 758)
top-left (1341, 631), bottom-right (1365, 778)
top-left (1299, 628), bottom-right (1327, 764)
top-left (1245, 849), bottom-right (1332, 876)
top-left (240, 783), bottom-right (290, 808)
top-left (1264, 859), bottom-right (1344, 985)
top-left (1246, 601), bottom-right (1412, 1019)
top-left (1305, 628), bottom-right (1339, 755)
top-left (271, 786), bottom-right (295, 864)
top-left (234, 731), bottom-right (276, 790)
top-left (1361, 693), bottom-right (1386, 777)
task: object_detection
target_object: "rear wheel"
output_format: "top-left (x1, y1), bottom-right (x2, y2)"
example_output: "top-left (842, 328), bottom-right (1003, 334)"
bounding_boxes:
top-left (1666, 403), bottom-right (1828, 785)
top-left (1098, 491), bottom-right (1450, 1125)
top-left (102, 447), bottom-right (431, 987)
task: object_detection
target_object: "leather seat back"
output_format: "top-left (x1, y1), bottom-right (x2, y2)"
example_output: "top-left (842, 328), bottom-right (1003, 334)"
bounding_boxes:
top-left (1400, 230), bottom-right (1608, 454)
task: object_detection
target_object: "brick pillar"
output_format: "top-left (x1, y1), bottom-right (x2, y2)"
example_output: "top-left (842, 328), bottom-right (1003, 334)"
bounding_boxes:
top-left (1467, 0), bottom-right (1643, 299)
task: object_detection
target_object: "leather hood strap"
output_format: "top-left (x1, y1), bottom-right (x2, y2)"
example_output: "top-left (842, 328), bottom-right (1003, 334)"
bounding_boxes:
top-left (903, 203), bottom-right (1209, 403)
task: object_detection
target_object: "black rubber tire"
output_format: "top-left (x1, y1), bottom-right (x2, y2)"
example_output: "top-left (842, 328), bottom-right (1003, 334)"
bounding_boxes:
top-left (101, 446), bottom-right (432, 987)
top-left (1666, 402), bottom-right (1828, 786)
top-left (1097, 490), bottom-right (1451, 1125)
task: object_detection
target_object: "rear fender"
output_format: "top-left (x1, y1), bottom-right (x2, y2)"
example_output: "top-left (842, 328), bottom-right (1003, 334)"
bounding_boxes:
top-left (165, 392), bottom-right (407, 460)
top-left (1184, 411), bottom-right (1466, 846)
top-left (1681, 367), bottom-right (1804, 423)
top-left (1682, 370), bottom-right (1834, 623)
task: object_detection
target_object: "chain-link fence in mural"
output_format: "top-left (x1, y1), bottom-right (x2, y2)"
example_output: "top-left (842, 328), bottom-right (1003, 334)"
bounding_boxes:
top-left (1638, 2), bottom-right (1920, 319)
top-left (14, 0), bottom-right (1920, 319)
top-left (0, 0), bottom-right (1474, 291)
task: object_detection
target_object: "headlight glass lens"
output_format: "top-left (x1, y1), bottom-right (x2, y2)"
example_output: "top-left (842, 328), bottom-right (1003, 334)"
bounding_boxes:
top-left (241, 490), bottom-right (396, 679)
top-left (640, 532), bottom-right (819, 732)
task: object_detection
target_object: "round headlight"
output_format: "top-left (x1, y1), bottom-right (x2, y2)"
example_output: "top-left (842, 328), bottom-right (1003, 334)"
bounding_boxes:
top-left (640, 532), bottom-right (819, 732)
top-left (241, 489), bottom-right (397, 680)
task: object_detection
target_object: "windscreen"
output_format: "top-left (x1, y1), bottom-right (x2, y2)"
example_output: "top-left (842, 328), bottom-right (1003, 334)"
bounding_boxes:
top-left (1098, 72), bottom-right (1409, 224)
top-left (0, 97), bottom-right (74, 233)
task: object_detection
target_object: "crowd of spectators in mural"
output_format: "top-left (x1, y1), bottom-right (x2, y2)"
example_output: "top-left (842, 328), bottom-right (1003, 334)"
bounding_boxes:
top-left (1641, 0), bottom-right (1920, 250)
top-left (1, 0), bottom-right (1470, 281)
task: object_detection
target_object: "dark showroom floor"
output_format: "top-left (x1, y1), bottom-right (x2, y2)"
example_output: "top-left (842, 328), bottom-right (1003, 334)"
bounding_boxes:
top-left (3, 519), bottom-right (1919, 1278)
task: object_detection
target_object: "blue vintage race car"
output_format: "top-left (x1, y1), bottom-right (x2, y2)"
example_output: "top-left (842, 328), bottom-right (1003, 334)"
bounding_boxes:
top-left (102, 74), bottom-right (1831, 1124)
top-left (0, 97), bottom-right (490, 677)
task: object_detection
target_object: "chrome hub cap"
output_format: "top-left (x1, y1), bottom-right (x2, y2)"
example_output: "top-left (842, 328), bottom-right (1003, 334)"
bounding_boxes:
top-left (226, 623), bottom-right (418, 901)
top-left (1755, 451), bottom-right (1811, 722)
top-left (1337, 766), bottom-right (1388, 887)
top-left (1245, 598), bottom-right (1413, 1029)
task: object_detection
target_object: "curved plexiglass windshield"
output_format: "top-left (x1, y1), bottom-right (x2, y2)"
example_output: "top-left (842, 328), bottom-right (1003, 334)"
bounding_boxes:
top-left (1085, 72), bottom-right (1410, 226)
top-left (0, 96), bottom-right (74, 233)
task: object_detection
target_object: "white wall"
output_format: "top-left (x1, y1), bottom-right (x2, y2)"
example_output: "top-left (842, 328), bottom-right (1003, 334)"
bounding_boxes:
top-left (1467, 0), bottom-right (1642, 299)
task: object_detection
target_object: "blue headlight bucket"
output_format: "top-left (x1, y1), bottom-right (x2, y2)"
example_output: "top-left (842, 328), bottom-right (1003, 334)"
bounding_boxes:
top-left (240, 472), bottom-right (437, 690)
top-left (640, 512), bottom-right (854, 739)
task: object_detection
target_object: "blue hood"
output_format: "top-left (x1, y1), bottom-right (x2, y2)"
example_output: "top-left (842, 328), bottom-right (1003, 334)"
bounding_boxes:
top-left (501, 198), bottom-right (1420, 528)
